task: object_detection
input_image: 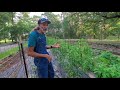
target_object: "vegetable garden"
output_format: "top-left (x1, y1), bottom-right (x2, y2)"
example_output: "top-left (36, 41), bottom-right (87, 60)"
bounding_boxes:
top-left (0, 12), bottom-right (120, 78)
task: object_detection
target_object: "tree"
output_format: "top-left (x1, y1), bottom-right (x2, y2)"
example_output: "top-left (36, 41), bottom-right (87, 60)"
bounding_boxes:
top-left (43, 12), bottom-right (62, 38)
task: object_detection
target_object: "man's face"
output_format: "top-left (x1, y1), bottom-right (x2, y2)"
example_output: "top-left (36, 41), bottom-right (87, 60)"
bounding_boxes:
top-left (39, 22), bottom-right (48, 33)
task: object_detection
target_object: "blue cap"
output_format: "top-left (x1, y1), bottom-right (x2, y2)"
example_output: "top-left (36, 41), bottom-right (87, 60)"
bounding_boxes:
top-left (38, 18), bottom-right (51, 24)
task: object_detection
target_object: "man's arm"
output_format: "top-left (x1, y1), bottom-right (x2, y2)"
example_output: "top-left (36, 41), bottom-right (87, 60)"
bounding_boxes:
top-left (46, 45), bottom-right (53, 49)
top-left (28, 47), bottom-right (48, 58)
top-left (27, 47), bottom-right (52, 62)
top-left (46, 43), bottom-right (60, 49)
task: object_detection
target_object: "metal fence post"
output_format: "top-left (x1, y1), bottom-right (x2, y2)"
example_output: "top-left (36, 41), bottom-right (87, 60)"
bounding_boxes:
top-left (19, 35), bottom-right (28, 78)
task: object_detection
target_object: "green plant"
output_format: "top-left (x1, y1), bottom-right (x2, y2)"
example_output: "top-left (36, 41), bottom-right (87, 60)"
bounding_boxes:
top-left (47, 37), bottom-right (120, 78)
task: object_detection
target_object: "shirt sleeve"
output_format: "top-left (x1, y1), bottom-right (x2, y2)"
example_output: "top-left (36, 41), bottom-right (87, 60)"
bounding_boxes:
top-left (28, 32), bottom-right (37, 47)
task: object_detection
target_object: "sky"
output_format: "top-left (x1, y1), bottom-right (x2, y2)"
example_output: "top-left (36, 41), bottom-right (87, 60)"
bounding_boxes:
top-left (29, 12), bottom-right (62, 17)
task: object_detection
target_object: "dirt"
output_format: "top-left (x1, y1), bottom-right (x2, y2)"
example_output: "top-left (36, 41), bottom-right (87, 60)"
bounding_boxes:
top-left (0, 48), bottom-right (66, 78)
top-left (1, 39), bottom-right (119, 78)
top-left (89, 43), bottom-right (120, 55)
top-left (0, 52), bottom-right (21, 72)
top-left (65, 39), bottom-right (120, 55)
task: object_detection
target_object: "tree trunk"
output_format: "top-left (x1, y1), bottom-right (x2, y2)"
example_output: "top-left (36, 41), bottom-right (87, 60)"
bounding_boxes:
top-left (100, 28), bottom-right (102, 40)
top-left (5, 38), bottom-right (6, 43)
top-left (118, 33), bottom-right (120, 40)
top-left (12, 39), bottom-right (14, 42)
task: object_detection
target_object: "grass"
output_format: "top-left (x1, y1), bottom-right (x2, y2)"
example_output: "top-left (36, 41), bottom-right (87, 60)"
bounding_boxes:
top-left (87, 39), bottom-right (120, 42)
top-left (0, 41), bottom-right (27, 61)
top-left (106, 36), bottom-right (119, 40)
top-left (0, 46), bottom-right (19, 61)
top-left (0, 39), bottom-right (12, 43)
top-left (59, 39), bottom-right (120, 46)
top-left (87, 39), bottom-right (120, 45)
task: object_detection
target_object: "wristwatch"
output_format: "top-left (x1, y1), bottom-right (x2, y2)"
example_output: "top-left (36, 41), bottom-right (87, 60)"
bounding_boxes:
top-left (51, 46), bottom-right (53, 48)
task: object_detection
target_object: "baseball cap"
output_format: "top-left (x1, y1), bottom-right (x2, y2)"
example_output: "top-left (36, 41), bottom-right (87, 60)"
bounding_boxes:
top-left (38, 18), bottom-right (51, 24)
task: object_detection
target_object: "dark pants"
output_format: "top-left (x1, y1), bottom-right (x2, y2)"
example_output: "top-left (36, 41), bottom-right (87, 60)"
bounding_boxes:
top-left (37, 61), bottom-right (54, 78)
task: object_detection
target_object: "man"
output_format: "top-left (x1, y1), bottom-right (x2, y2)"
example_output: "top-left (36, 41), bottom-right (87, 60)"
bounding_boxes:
top-left (28, 18), bottom-right (60, 78)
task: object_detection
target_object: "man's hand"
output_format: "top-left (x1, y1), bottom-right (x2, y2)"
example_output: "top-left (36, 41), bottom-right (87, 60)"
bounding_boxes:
top-left (45, 54), bottom-right (52, 62)
top-left (52, 43), bottom-right (60, 48)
